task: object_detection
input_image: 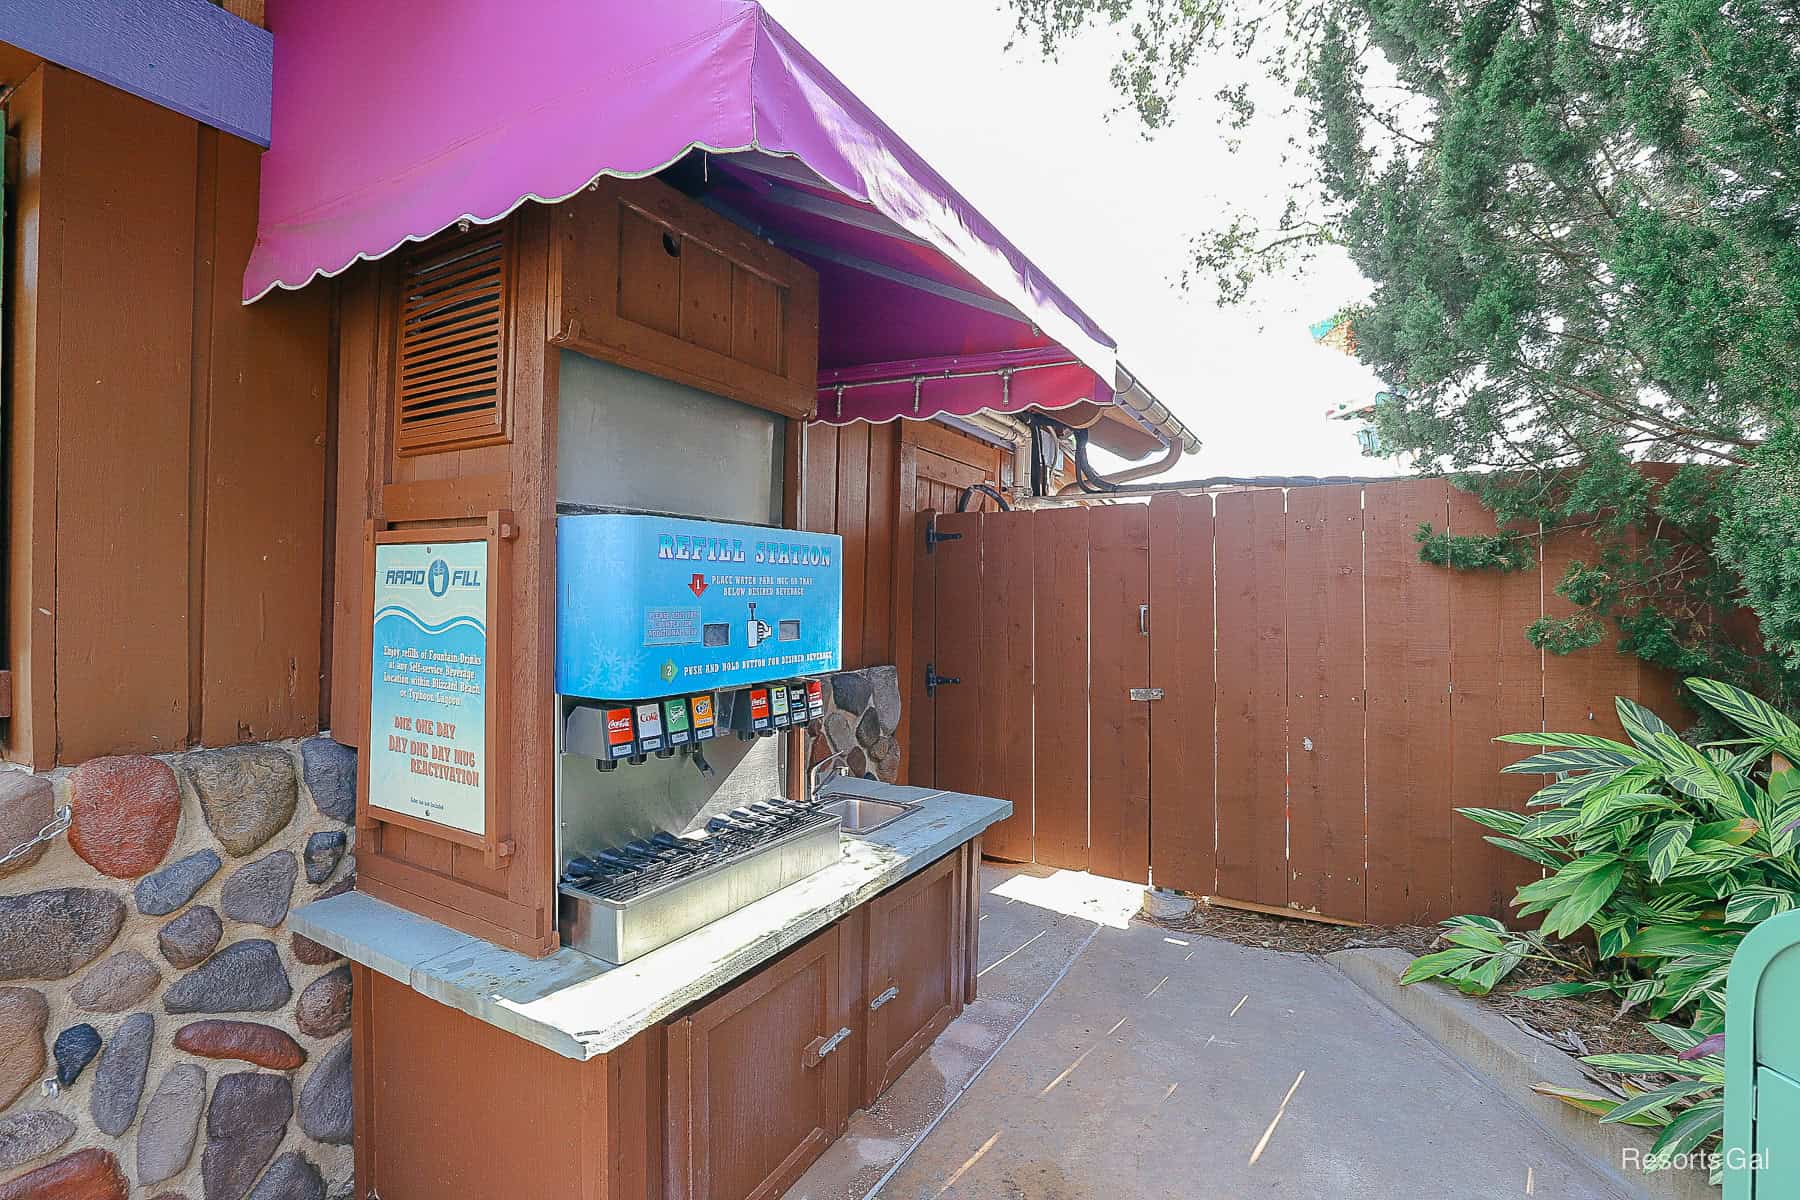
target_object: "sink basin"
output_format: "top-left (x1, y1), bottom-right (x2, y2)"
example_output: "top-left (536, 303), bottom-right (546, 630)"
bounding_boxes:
top-left (819, 795), bottom-right (919, 835)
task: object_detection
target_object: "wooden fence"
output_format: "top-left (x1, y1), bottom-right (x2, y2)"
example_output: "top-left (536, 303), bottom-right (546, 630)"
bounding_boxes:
top-left (914, 480), bottom-right (1682, 924)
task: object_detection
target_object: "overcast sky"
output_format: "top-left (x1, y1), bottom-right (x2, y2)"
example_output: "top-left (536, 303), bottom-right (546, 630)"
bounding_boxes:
top-left (761, 0), bottom-right (1400, 479)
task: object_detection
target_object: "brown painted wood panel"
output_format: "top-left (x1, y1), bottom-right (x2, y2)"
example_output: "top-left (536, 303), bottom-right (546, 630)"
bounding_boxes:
top-left (864, 851), bottom-right (960, 1103)
top-left (1087, 505), bottom-right (1150, 885)
top-left (1542, 523), bottom-right (1642, 742)
top-left (834, 423), bottom-right (871, 670)
top-left (6, 68), bottom-right (63, 769)
top-left (1213, 490), bottom-right (1289, 907)
top-left (551, 178), bottom-right (820, 420)
top-left (198, 133), bottom-right (331, 747)
top-left (1032, 506), bottom-right (1090, 872)
top-left (50, 74), bottom-right (198, 762)
top-left (1446, 490), bottom-right (1546, 918)
top-left (904, 504), bottom-right (936, 786)
top-left (1363, 480), bottom-right (1454, 923)
top-left (666, 927), bottom-right (844, 1200)
top-left (929, 512), bottom-right (985, 801)
top-left (976, 510), bottom-right (1035, 862)
top-left (1284, 485), bottom-right (1367, 919)
top-left (329, 270), bottom-right (380, 746)
top-left (862, 423), bottom-right (897, 668)
top-left (1148, 493), bottom-right (1216, 895)
top-left (802, 423), bottom-right (839, 535)
top-left (365, 969), bottom-right (617, 1200)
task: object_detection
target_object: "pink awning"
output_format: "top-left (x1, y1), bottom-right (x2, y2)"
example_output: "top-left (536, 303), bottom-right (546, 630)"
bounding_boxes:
top-left (248, 0), bottom-right (1121, 415)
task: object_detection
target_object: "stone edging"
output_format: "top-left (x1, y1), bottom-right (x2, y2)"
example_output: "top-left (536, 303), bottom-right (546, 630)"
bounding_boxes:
top-left (1328, 946), bottom-right (1716, 1200)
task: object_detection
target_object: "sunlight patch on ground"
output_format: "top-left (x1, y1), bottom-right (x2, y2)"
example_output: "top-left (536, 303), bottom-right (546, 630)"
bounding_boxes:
top-left (987, 869), bottom-right (1142, 929)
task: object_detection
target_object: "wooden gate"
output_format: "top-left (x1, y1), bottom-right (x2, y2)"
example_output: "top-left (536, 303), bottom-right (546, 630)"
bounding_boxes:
top-left (913, 482), bottom-right (1680, 924)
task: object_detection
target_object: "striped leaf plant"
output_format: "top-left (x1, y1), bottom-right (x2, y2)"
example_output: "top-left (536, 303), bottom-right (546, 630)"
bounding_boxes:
top-left (1403, 678), bottom-right (1799, 1172)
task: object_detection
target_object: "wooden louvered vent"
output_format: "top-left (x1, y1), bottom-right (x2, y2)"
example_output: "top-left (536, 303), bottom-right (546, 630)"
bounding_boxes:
top-left (395, 227), bottom-right (511, 456)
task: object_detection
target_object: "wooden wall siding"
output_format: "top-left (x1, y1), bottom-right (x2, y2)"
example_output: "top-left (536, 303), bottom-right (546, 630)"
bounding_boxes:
top-left (4, 65), bottom-right (330, 767)
top-left (914, 482), bottom-right (1680, 922)
top-left (802, 418), bottom-right (1007, 671)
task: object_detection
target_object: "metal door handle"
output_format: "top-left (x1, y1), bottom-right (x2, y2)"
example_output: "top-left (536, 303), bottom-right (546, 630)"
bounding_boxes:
top-left (1140, 603), bottom-right (1150, 637)
top-left (805, 1026), bottom-right (853, 1067)
top-left (870, 985), bottom-right (900, 1011)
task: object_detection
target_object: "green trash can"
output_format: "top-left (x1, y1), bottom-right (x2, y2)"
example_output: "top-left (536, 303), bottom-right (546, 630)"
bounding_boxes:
top-left (1725, 908), bottom-right (1800, 1197)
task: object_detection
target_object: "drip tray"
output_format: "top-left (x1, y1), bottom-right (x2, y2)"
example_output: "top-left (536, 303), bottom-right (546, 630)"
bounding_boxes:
top-left (559, 814), bottom-right (842, 965)
top-left (820, 795), bottom-right (919, 835)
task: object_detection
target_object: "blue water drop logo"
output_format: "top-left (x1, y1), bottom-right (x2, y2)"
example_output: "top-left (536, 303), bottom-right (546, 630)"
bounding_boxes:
top-left (427, 559), bottom-right (450, 597)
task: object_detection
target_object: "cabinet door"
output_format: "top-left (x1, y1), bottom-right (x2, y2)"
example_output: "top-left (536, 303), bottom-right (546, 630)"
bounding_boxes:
top-left (667, 927), bottom-right (847, 1200)
top-left (864, 851), bottom-right (963, 1104)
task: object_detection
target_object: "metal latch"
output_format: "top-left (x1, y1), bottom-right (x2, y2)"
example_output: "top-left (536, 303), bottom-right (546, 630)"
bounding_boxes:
top-left (925, 517), bottom-right (963, 553)
top-left (806, 1026), bottom-right (853, 1067)
top-left (870, 985), bottom-right (900, 1011)
top-left (1129, 688), bottom-right (1165, 702)
top-left (925, 663), bottom-right (961, 698)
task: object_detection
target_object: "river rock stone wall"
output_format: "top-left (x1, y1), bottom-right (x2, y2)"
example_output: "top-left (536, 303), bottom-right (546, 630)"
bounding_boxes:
top-left (0, 738), bottom-right (355, 1200)
top-left (813, 667), bottom-right (902, 783)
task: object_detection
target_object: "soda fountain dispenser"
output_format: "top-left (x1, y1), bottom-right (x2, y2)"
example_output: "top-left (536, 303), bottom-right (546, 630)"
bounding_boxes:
top-left (553, 514), bottom-right (845, 963)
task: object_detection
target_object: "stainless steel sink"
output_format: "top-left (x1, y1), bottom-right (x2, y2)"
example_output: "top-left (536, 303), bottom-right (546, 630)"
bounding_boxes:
top-left (819, 795), bottom-right (919, 835)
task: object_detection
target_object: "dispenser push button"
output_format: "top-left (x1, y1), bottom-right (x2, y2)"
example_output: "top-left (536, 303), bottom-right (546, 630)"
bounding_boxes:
top-left (691, 694), bottom-right (717, 741)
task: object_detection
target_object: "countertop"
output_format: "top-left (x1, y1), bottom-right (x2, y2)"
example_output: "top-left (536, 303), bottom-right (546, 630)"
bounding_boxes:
top-left (290, 779), bottom-right (1011, 1060)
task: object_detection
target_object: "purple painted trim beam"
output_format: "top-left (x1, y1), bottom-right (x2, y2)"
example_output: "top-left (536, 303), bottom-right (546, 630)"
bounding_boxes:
top-left (0, 0), bottom-right (273, 146)
top-left (819, 346), bottom-right (1080, 388)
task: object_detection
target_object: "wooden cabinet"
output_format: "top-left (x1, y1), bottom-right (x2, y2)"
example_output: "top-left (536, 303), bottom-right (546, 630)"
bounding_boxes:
top-left (666, 926), bottom-right (851, 1200)
top-left (862, 850), bottom-right (964, 1104)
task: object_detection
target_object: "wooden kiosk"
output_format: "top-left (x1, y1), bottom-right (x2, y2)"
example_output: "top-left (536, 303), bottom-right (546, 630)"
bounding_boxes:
top-left (311, 175), bottom-right (1004, 1200)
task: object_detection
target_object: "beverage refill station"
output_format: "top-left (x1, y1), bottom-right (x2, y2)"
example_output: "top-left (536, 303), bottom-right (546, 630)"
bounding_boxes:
top-left (553, 512), bottom-right (854, 966)
top-left (290, 162), bottom-right (1011, 1200)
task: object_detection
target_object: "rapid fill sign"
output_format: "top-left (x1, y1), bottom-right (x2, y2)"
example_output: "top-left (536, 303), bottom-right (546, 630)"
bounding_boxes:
top-left (369, 539), bottom-right (489, 837)
top-left (556, 513), bottom-right (843, 700)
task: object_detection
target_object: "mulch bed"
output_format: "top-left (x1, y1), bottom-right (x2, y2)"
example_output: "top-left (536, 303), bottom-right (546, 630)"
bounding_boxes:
top-left (1147, 900), bottom-right (1664, 1062)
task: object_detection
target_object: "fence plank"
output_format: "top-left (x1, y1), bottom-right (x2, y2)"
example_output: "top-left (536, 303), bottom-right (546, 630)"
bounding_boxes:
top-left (1214, 489), bottom-right (1289, 908)
top-left (1542, 523), bottom-right (1640, 742)
top-left (930, 512), bottom-right (985, 800)
top-left (1033, 505), bottom-right (1091, 872)
top-left (1285, 485), bottom-right (1368, 920)
top-left (1447, 490), bottom-right (1547, 918)
top-left (1088, 505), bottom-right (1151, 884)
top-left (905, 505), bottom-right (936, 786)
top-left (1364, 480), bottom-right (1455, 922)
top-left (1149, 494), bottom-right (1216, 895)
top-left (979, 510), bottom-right (1036, 862)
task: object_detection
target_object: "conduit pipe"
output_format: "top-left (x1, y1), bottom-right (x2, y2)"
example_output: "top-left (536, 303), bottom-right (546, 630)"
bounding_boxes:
top-left (1051, 365), bottom-right (1197, 494)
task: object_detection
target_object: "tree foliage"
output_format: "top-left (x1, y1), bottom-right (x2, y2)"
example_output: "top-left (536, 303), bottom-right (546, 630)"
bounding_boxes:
top-left (1008, 0), bottom-right (1800, 710)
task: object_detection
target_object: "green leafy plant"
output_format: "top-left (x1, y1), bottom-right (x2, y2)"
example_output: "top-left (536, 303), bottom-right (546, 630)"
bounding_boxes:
top-left (1414, 525), bottom-right (1535, 574)
top-left (1434, 678), bottom-right (1800, 1026)
top-left (1401, 677), bottom-right (1797, 1175)
top-left (1534, 1024), bottom-right (1726, 1175)
top-left (1397, 916), bottom-right (1583, 995)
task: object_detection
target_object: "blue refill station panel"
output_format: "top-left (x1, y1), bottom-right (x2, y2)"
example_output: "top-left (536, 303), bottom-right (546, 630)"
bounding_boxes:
top-left (556, 514), bottom-right (844, 700)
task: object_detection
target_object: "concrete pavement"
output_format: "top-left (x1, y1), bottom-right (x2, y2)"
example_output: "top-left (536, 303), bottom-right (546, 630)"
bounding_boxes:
top-left (791, 864), bottom-right (1636, 1200)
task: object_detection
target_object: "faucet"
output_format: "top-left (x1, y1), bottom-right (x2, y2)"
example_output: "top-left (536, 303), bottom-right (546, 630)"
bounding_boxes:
top-left (808, 747), bottom-right (855, 800)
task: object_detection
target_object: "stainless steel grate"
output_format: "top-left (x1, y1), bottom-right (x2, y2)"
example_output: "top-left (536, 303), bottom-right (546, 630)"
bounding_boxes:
top-left (562, 807), bottom-right (837, 903)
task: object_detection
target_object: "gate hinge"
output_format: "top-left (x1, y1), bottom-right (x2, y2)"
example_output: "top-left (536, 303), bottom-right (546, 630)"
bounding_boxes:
top-left (925, 663), bottom-right (961, 698)
top-left (925, 517), bottom-right (963, 553)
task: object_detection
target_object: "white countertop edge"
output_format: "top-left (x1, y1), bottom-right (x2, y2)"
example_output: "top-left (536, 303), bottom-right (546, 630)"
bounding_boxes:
top-left (292, 785), bottom-right (1011, 1061)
